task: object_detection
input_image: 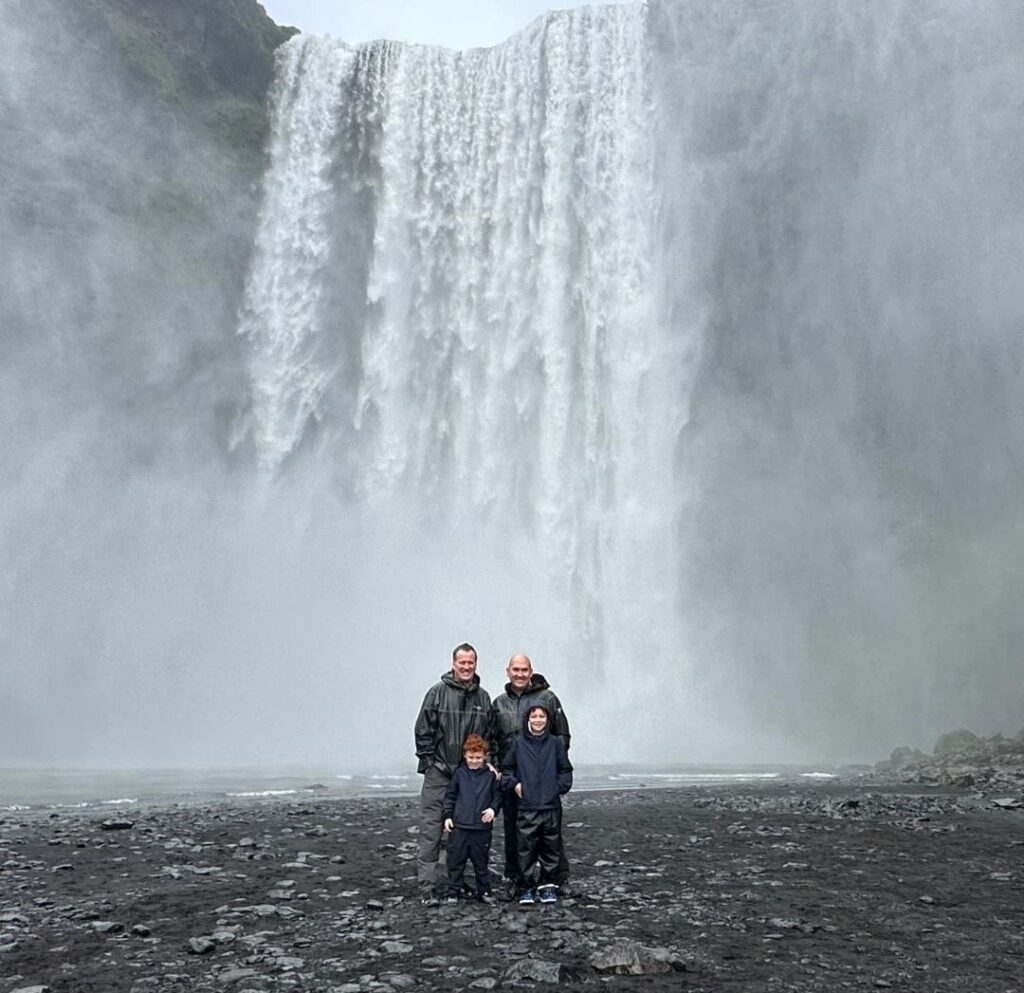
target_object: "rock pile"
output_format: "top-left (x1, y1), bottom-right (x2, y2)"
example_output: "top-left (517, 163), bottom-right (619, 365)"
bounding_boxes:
top-left (874, 726), bottom-right (1024, 798)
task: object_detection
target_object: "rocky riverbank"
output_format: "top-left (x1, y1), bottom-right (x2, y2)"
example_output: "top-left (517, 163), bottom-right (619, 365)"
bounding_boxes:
top-left (1, 779), bottom-right (1021, 992)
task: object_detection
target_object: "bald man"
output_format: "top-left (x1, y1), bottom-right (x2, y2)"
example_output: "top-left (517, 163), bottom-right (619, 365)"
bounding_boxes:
top-left (490, 653), bottom-right (571, 896)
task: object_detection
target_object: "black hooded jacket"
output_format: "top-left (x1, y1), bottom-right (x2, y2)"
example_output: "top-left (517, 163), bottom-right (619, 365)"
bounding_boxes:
top-left (414, 671), bottom-right (493, 776)
top-left (500, 705), bottom-right (573, 811)
top-left (443, 762), bottom-right (503, 831)
top-left (491, 672), bottom-right (570, 761)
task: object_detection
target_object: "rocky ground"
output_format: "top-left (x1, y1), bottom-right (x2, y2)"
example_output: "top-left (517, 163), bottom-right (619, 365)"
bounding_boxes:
top-left (1, 779), bottom-right (1022, 993)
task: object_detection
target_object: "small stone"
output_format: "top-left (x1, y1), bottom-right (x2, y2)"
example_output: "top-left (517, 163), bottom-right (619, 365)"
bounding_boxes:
top-left (100, 819), bottom-right (135, 831)
top-left (189, 936), bottom-right (217, 954)
top-left (130, 924), bottom-right (152, 937)
top-left (381, 940), bottom-right (414, 954)
top-left (238, 837), bottom-right (257, 847)
top-left (11, 987), bottom-right (51, 993)
top-left (216, 968), bottom-right (258, 984)
top-left (590, 939), bottom-right (685, 975)
top-left (505, 959), bottom-right (566, 983)
top-left (380, 973), bottom-right (418, 988)
top-left (469, 979), bottom-right (499, 990)
top-left (90, 921), bottom-right (123, 934)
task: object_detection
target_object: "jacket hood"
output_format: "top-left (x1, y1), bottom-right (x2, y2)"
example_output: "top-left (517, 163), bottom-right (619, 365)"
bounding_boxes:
top-left (503, 672), bottom-right (551, 696)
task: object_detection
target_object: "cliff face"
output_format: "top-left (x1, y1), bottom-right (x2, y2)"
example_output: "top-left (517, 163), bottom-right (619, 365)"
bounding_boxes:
top-left (1, 0), bottom-right (295, 470)
top-left (65, 0), bottom-right (297, 165)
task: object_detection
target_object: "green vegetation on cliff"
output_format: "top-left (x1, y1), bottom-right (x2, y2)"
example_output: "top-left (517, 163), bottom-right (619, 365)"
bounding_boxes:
top-left (65, 0), bottom-right (297, 165)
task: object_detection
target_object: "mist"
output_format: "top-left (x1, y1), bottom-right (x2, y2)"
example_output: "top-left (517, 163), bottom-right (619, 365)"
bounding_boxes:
top-left (3, 0), bottom-right (1022, 771)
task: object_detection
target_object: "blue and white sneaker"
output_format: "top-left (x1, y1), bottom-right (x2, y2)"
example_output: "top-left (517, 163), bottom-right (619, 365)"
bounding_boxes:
top-left (518, 889), bottom-right (535, 905)
top-left (538, 885), bottom-right (557, 904)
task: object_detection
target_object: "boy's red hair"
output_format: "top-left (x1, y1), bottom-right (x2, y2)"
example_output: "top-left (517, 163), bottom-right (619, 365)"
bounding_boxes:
top-left (463, 733), bottom-right (489, 755)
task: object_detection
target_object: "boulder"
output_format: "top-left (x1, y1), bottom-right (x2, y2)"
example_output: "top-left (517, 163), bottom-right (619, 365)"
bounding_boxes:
top-left (933, 729), bottom-right (981, 757)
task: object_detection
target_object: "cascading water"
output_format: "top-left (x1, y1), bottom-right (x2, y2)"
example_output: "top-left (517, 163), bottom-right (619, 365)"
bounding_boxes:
top-left (5, 0), bottom-right (1024, 768)
top-left (239, 4), bottom-right (689, 717)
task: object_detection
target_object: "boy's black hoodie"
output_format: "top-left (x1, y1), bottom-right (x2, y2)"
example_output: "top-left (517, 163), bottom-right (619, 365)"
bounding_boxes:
top-left (500, 705), bottom-right (573, 810)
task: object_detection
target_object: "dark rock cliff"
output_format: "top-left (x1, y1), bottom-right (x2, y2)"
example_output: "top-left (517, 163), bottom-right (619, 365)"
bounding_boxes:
top-left (1, 0), bottom-right (296, 470)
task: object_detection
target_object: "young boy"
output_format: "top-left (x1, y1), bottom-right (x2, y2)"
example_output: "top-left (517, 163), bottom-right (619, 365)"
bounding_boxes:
top-left (501, 704), bottom-right (573, 904)
top-left (442, 734), bottom-right (502, 902)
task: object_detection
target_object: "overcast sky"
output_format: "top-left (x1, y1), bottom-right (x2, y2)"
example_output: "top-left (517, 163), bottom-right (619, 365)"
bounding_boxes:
top-left (259, 0), bottom-right (625, 49)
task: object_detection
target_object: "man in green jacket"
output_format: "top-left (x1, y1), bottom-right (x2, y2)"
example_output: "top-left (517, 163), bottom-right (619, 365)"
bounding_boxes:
top-left (413, 643), bottom-right (493, 906)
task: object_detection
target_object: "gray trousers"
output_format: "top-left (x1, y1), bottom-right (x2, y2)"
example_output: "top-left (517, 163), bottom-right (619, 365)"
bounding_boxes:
top-left (417, 766), bottom-right (450, 889)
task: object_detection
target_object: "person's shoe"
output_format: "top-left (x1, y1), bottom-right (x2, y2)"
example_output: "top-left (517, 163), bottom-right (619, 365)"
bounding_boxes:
top-left (518, 889), bottom-right (535, 905)
top-left (420, 893), bottom-right (440, 907)
top-left (538, 885), bottom-right (557, 904)
top-left (503, 878), bottom-right (521, 902)
top-left (557, 880), bottom-right (573, 898)
top-left (444, 895), bottom-right (459, 905)
top-left (477, 891), bottom-right (495, 904)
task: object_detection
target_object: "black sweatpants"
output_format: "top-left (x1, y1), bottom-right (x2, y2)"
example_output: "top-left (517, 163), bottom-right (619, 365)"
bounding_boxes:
top-left (516, 807), bottom-right (564, 888)
top-left (446, 826), bottom-right (492, 897)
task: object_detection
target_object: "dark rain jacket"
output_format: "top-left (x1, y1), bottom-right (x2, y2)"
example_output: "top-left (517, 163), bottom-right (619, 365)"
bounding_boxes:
top-left (414, 671), bottom-right (493, 777)
top-left (443, 763), bottom-right (503, 831)
top-left (500, 706), bottom-right (573, 811)
top-left (491, 673), bottom-right (571, 762)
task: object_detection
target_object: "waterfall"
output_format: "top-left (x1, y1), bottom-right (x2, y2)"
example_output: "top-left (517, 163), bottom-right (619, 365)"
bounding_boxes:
top-left (239, 4), bottom-right (688, 707)
top-left (238, 0), bottom-right (1024, 759)
top-left (8, 0), bottom-right (1021, 767)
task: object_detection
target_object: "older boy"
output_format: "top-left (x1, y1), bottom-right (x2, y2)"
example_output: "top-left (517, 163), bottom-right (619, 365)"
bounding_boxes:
top-left (442, 734), bottom-right (501, 902)
top-left (501, 704), bottom-right (573, 904)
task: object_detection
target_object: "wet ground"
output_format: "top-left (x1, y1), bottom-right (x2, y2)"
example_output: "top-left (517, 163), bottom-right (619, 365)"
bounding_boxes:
top-left (1, 782), bottom-right (1021, 992)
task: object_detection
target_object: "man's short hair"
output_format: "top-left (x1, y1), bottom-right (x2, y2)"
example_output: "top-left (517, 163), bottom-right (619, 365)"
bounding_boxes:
top-left (452, 642), bottom-right (477, 660)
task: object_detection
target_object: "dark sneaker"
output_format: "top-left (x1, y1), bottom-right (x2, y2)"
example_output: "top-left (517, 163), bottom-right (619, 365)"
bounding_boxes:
top-left (557, 880), bottom-right (573, 898)
top-left (444, 896), bottom-right (459, 905)
top-left (538, 885), bottom-right (557, 904)
top-left (420, 893), bottom-right (440, 907)
top-left (478, 891), bottom-right (495, 904)
top-left (518, 889), bottom-right (535, 905)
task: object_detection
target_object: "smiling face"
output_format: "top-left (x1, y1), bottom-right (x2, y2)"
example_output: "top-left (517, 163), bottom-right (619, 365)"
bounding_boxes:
top-left (527, 707), bottom-right (548, 736)
top-left (464, 748), bottom-right (487, 770)
top-left (451, 648), bottom-right (478, 685)
top-left (506, 654), bottom-right (533, 694)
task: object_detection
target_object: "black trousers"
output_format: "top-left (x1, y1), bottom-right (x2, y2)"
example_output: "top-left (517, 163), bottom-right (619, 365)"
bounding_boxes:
top-left (503, 792), bottom-right (569, 885)
top-left (446, 826), bottom-right (492, 896)
top-left (516, 807), bottom-right (564, 888)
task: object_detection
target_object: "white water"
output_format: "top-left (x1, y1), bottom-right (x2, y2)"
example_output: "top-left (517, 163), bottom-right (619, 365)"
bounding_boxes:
top-left (239, 5), bottom-right (688, 723)
top-left (5, 1), bottom-right (1023, 769)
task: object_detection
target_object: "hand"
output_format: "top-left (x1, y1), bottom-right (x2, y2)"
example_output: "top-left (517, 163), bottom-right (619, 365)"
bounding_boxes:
top-left (443, 817), bottom-right (453, 831)
top-left (515, 783), bottom-right (523, 798)
top-left (481, 808), bottom-right (494, 824)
